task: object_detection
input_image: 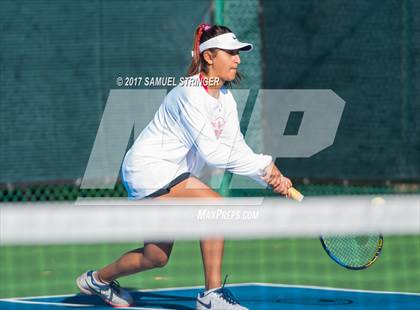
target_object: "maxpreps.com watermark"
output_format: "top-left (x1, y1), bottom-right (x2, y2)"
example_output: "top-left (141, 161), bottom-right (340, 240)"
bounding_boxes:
top-left (197, 208), bottom-right (260, 220)
top-left (116, 76), bottom-right (220, 87)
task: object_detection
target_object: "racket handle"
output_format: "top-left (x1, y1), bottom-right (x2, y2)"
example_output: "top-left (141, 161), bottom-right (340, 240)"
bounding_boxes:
top-left (288, 187), bottom-right (304, 202)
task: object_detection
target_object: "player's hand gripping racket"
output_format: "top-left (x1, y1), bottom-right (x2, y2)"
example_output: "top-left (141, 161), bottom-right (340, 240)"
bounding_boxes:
top-left (287, 188), bottom-right (383, 270)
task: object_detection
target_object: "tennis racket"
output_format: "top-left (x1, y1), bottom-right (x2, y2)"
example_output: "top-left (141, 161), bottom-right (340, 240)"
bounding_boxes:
top-left (320, 234), bottom-right (383, 270)
top-left (288, 188), bottom-right (383, 270)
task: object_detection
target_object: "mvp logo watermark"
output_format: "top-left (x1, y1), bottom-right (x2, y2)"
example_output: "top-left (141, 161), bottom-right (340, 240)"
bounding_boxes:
top-left (80, 89), bottom-right (345, 190)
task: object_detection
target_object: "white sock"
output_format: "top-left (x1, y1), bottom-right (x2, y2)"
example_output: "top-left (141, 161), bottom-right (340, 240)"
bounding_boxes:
top-left (205, 286), bottom-right (221, 295)
top-left (92, 271), bottom-right (110, 285)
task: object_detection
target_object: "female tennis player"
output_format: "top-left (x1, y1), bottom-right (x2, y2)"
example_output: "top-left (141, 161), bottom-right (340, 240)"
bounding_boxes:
top-left (77, 24), bottom-right (292, 309)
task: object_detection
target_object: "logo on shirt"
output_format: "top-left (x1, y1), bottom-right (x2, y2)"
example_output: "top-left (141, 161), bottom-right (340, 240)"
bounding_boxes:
top-left (211, 116), bottom-right (226, 139)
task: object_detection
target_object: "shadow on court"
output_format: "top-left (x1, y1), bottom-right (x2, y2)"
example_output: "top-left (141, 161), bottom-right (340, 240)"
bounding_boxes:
top-left (63, 291), bottom-right (196, 309)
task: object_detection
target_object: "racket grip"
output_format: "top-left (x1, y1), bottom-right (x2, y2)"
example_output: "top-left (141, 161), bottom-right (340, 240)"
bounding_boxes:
top-left (288, 187), bottom-right (304, 202)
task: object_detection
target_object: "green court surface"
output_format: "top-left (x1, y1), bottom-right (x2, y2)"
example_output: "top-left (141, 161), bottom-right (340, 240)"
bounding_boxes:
top-left (1, 236), bottom-right (418, 299)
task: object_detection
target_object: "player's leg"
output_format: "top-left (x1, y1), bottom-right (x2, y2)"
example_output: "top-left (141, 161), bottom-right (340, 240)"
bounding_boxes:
top-left (94, 176), bottom-right (223, 288)
top-left (159, 176), bottom-right (224, 290)
top-left (76, 242), bottom-right (173, 307)
top-left (76, 174), bottom-right (196, 292)
top-left (93, 176), bottom-right (223, 286)
top-left (160, 177), bottom-right (248, 309)
top-left (96, 241), bottom-right (174, 283)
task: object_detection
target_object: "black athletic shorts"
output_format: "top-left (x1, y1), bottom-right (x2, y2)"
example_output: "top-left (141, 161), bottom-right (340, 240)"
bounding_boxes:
top-left (145, 172), bottom-right (192, 198)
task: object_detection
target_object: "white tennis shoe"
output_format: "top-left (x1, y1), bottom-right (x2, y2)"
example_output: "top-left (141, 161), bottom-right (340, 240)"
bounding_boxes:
top-left (196, 285), bottom-right (248, 310)
top-left (76, 270), bottom-right (133, 307)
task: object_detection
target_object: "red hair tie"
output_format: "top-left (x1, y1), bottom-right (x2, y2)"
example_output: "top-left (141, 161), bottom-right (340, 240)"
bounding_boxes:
top-left (192, 24), bottom-right (211, 58)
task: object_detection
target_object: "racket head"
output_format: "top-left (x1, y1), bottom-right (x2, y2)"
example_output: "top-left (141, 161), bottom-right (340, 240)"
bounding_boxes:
top-left (320, 234), bottom-right (384, 270)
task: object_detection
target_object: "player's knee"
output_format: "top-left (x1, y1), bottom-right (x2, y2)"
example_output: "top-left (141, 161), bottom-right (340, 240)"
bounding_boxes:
top-left (151, 253), bottom-right (170, 268)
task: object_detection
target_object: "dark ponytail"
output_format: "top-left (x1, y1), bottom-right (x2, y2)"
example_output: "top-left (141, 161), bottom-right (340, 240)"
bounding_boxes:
top-left (186, 23), bottom-right (211, 76)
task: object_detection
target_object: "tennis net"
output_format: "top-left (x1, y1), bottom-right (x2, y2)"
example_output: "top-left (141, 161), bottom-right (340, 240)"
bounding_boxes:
top-left (0, 195), bottom-right (419, 307)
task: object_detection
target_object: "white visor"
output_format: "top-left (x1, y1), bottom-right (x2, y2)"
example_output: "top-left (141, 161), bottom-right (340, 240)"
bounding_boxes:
top-left (199, 32), bottom-right (253, 53)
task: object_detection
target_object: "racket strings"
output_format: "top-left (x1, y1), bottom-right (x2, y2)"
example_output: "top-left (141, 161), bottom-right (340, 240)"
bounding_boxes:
top-left (322, 235), bottom-right (382, 268)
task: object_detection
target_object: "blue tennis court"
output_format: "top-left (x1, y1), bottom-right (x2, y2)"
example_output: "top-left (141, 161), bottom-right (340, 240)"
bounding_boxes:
top-left (1, 283), bottom-right (419, 310)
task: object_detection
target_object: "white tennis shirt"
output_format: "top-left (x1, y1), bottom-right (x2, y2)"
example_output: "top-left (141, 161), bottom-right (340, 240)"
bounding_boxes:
top-left (122, 74), bottom-right (272, 198)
